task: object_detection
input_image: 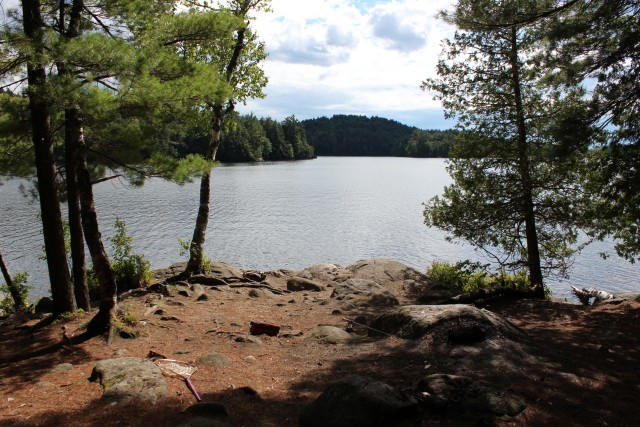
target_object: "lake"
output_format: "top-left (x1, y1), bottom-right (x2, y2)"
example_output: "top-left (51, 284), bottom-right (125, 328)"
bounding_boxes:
top-left (1, 157), bottom-right (637, 300)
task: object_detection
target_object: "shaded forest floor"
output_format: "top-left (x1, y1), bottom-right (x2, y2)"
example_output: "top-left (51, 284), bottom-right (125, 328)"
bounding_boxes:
top-left (1, 264), bottom-right (639, 426)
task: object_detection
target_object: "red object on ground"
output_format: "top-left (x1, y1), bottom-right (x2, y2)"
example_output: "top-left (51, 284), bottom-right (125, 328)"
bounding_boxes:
top-left (249, 322), bottom-right (280, 336)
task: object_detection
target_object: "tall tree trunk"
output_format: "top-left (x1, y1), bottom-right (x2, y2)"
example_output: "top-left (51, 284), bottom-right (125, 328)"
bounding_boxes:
top-left (72, 119), bottom-right (117, 340)
top-left (60, 0), bottom-right (90, 310)
top-left (21, 0), bottom-right (75, 315)
top-left (0, 249), bottom-right (26, 311)
top-left (184, 25), bottom-right (247, 276)
top-left (65, 110), bottom-right (90, 310)
top-left (509, 27), bottom-right (545, 299)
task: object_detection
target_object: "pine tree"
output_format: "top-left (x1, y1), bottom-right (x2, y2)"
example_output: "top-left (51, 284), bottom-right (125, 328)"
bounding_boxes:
top-left (422, 0), bottom-right (592, 297)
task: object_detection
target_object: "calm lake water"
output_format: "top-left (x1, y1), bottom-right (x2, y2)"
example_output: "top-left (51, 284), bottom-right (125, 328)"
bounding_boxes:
top-left (1, 157), bottom-right (638, 300)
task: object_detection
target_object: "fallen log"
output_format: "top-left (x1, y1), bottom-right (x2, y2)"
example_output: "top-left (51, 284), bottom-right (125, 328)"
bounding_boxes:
top-left (571, 286), bottom-right (616, 306)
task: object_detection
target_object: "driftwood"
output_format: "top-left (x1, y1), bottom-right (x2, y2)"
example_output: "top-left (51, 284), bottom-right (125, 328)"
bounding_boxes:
top-left (571, 286), bottom-right (616, 306)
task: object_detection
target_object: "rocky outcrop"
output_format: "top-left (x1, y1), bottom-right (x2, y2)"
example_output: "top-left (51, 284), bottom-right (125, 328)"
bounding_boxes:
top-left (296, 263), bottom-right (351, 283)
top-left (287, 277), bottom-right (325, 292)
top-left (299, 375), bottom-right (419, 427)
top-left (90, 357), bottom-right (168, 404)
top-left (330, 279), bottom-right (399, 307)
top-left (418, 374), bottom-right (527, 420)
top-left (369, 304), bottom-right (525, 341)
top-left (346, 259), bottom-right (427, 284)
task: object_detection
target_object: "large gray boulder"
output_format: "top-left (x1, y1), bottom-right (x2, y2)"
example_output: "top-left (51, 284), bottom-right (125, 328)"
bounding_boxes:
top-left (330, 279), bottom-right (399, 307)
top-left (347, 259), bottom-right (427, 284)
top-left (369, 304), bottom-right (525, 341)
top-left (299, 375), bottom-right (419, 427)
top-left (418, 374), bottom-right (526, 420)
top-left (90, 357), bottom-right (168, 404)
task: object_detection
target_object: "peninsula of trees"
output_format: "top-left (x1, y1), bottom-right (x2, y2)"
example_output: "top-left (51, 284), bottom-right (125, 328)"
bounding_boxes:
top-left (302, 115), bottom-right (456, 157)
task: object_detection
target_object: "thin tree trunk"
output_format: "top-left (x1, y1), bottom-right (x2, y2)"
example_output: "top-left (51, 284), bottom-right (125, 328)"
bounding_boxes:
top-left (185, 113), bottom-right (223, 275)
top-left (184, 25), bottom-right (247, 276)
top-left (22, 0), bottom-right (75, 315)
top-left (509, 26), bottom-right (545, 299)
top-left (0, 249), bottom-right (26, 311)
top-left (65, 110), bottom-right (90, 310)
top-left (72, 119), bottom-right (117, 340)
top-left (60, 0), bottom-right (90, 310)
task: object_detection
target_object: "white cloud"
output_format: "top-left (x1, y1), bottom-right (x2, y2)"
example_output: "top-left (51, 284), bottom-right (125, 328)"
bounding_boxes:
top-left (243, 0), bottom-right (455, 129)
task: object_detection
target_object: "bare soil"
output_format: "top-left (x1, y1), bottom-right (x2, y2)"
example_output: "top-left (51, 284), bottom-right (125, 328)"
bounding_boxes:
top-left (1, 266), bottom-right (639, 427)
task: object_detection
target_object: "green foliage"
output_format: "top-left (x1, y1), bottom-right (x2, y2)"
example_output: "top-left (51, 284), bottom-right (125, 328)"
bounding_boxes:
top-left (114, 303), bottom-right (141, 338)
top-left (0, 272), bottom-right (30, 314)
top-left (302, 114), bottom-right (456, 157)
top-left (422, 0), bottom-right (591, 286)
top-left (57, 308), bottom-right (87, 322)
top-left (178, 237), bottom-right (211, 274)
top-left (110, 218), bottom-right (152, 293)
top-left (426, 261), bottom-right (532, 293)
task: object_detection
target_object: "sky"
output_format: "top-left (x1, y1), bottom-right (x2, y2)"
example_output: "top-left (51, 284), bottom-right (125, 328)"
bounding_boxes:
top-left (242, 0), bottom-right (455, 129)
top-left (1, 0), bottom-right (456, 129)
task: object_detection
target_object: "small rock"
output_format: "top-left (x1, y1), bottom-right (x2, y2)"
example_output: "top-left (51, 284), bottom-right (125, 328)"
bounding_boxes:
top-left (244, 356), bottom-right (257, 363)
top-left (178, 290), bottom-right (191, 298)
top-left (287, 277), bottom-right (325, 292)
top-left (196, 353), bottom-right (231, 368)
top-left (34, 297), bottom-right (54, 314)
top-left (309, 326), bottom-right (353, 345)
top-left (233, 334), bottom-right (263, 344)
top-left (279, 330), bottom-right (304, 338)
top-left (160, 316), bottom-right (180, 322)
top-left (115, 349), bottom-right (129, 357)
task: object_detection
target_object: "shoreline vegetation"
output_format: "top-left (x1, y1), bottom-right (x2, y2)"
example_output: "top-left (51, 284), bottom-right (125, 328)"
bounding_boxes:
top-left (176, 114), bottom-right (456, 163)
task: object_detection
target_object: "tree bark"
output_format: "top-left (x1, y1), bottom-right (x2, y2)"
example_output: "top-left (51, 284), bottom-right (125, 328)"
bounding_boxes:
top-left (65, 109), bottom-right (90, 310)
top-left (72, 120), bottom-right (117, 340)
top-left (0, 249), bottom-right (27, 311)
top-left (21, 0), bottom-right (76, 315)
top-left (509, 26), bottom-right (545, 299)
top-left (60, 0), bottom-right (90, 311)
top-left (184, 25), bottom-right (248, 276)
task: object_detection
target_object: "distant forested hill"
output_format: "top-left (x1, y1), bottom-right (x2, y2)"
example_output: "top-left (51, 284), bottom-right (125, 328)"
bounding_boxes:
top-left (302, 115), bottom-right (456, 157)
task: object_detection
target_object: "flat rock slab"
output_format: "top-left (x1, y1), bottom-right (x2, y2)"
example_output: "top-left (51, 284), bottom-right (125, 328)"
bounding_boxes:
top-left (369, 305), bottom-right (525, 341)
top-left (330, 279), bottom-right (399, 307)
top-left (347, 259), bottom-right (428, 285)
top-left (90, 357), bottom-right (168, 404)
top-left (299, 375), bottom-right (419, 427)
top-left (418, 374), bottom-right (527, 419)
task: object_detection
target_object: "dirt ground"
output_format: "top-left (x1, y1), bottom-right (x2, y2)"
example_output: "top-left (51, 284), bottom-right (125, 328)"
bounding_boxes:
top-left (1, 264), bottom-right (639, 427)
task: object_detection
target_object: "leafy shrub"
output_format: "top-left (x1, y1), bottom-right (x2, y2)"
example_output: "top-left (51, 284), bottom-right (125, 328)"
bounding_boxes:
top-left (87, 219), bottom-right (152, 302)
top-left (0, 272), bottom-right (30, 314)
top-left (426, 260), bottom-right (532, 293)
top-left (177, 237), bottom-right (212, 274)
top-left (110, 218), bottom-right (152, 293)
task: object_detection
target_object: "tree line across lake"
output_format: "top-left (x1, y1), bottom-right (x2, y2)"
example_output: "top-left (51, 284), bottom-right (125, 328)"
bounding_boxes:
top-left (178, 113), bottom-right (456, 162)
